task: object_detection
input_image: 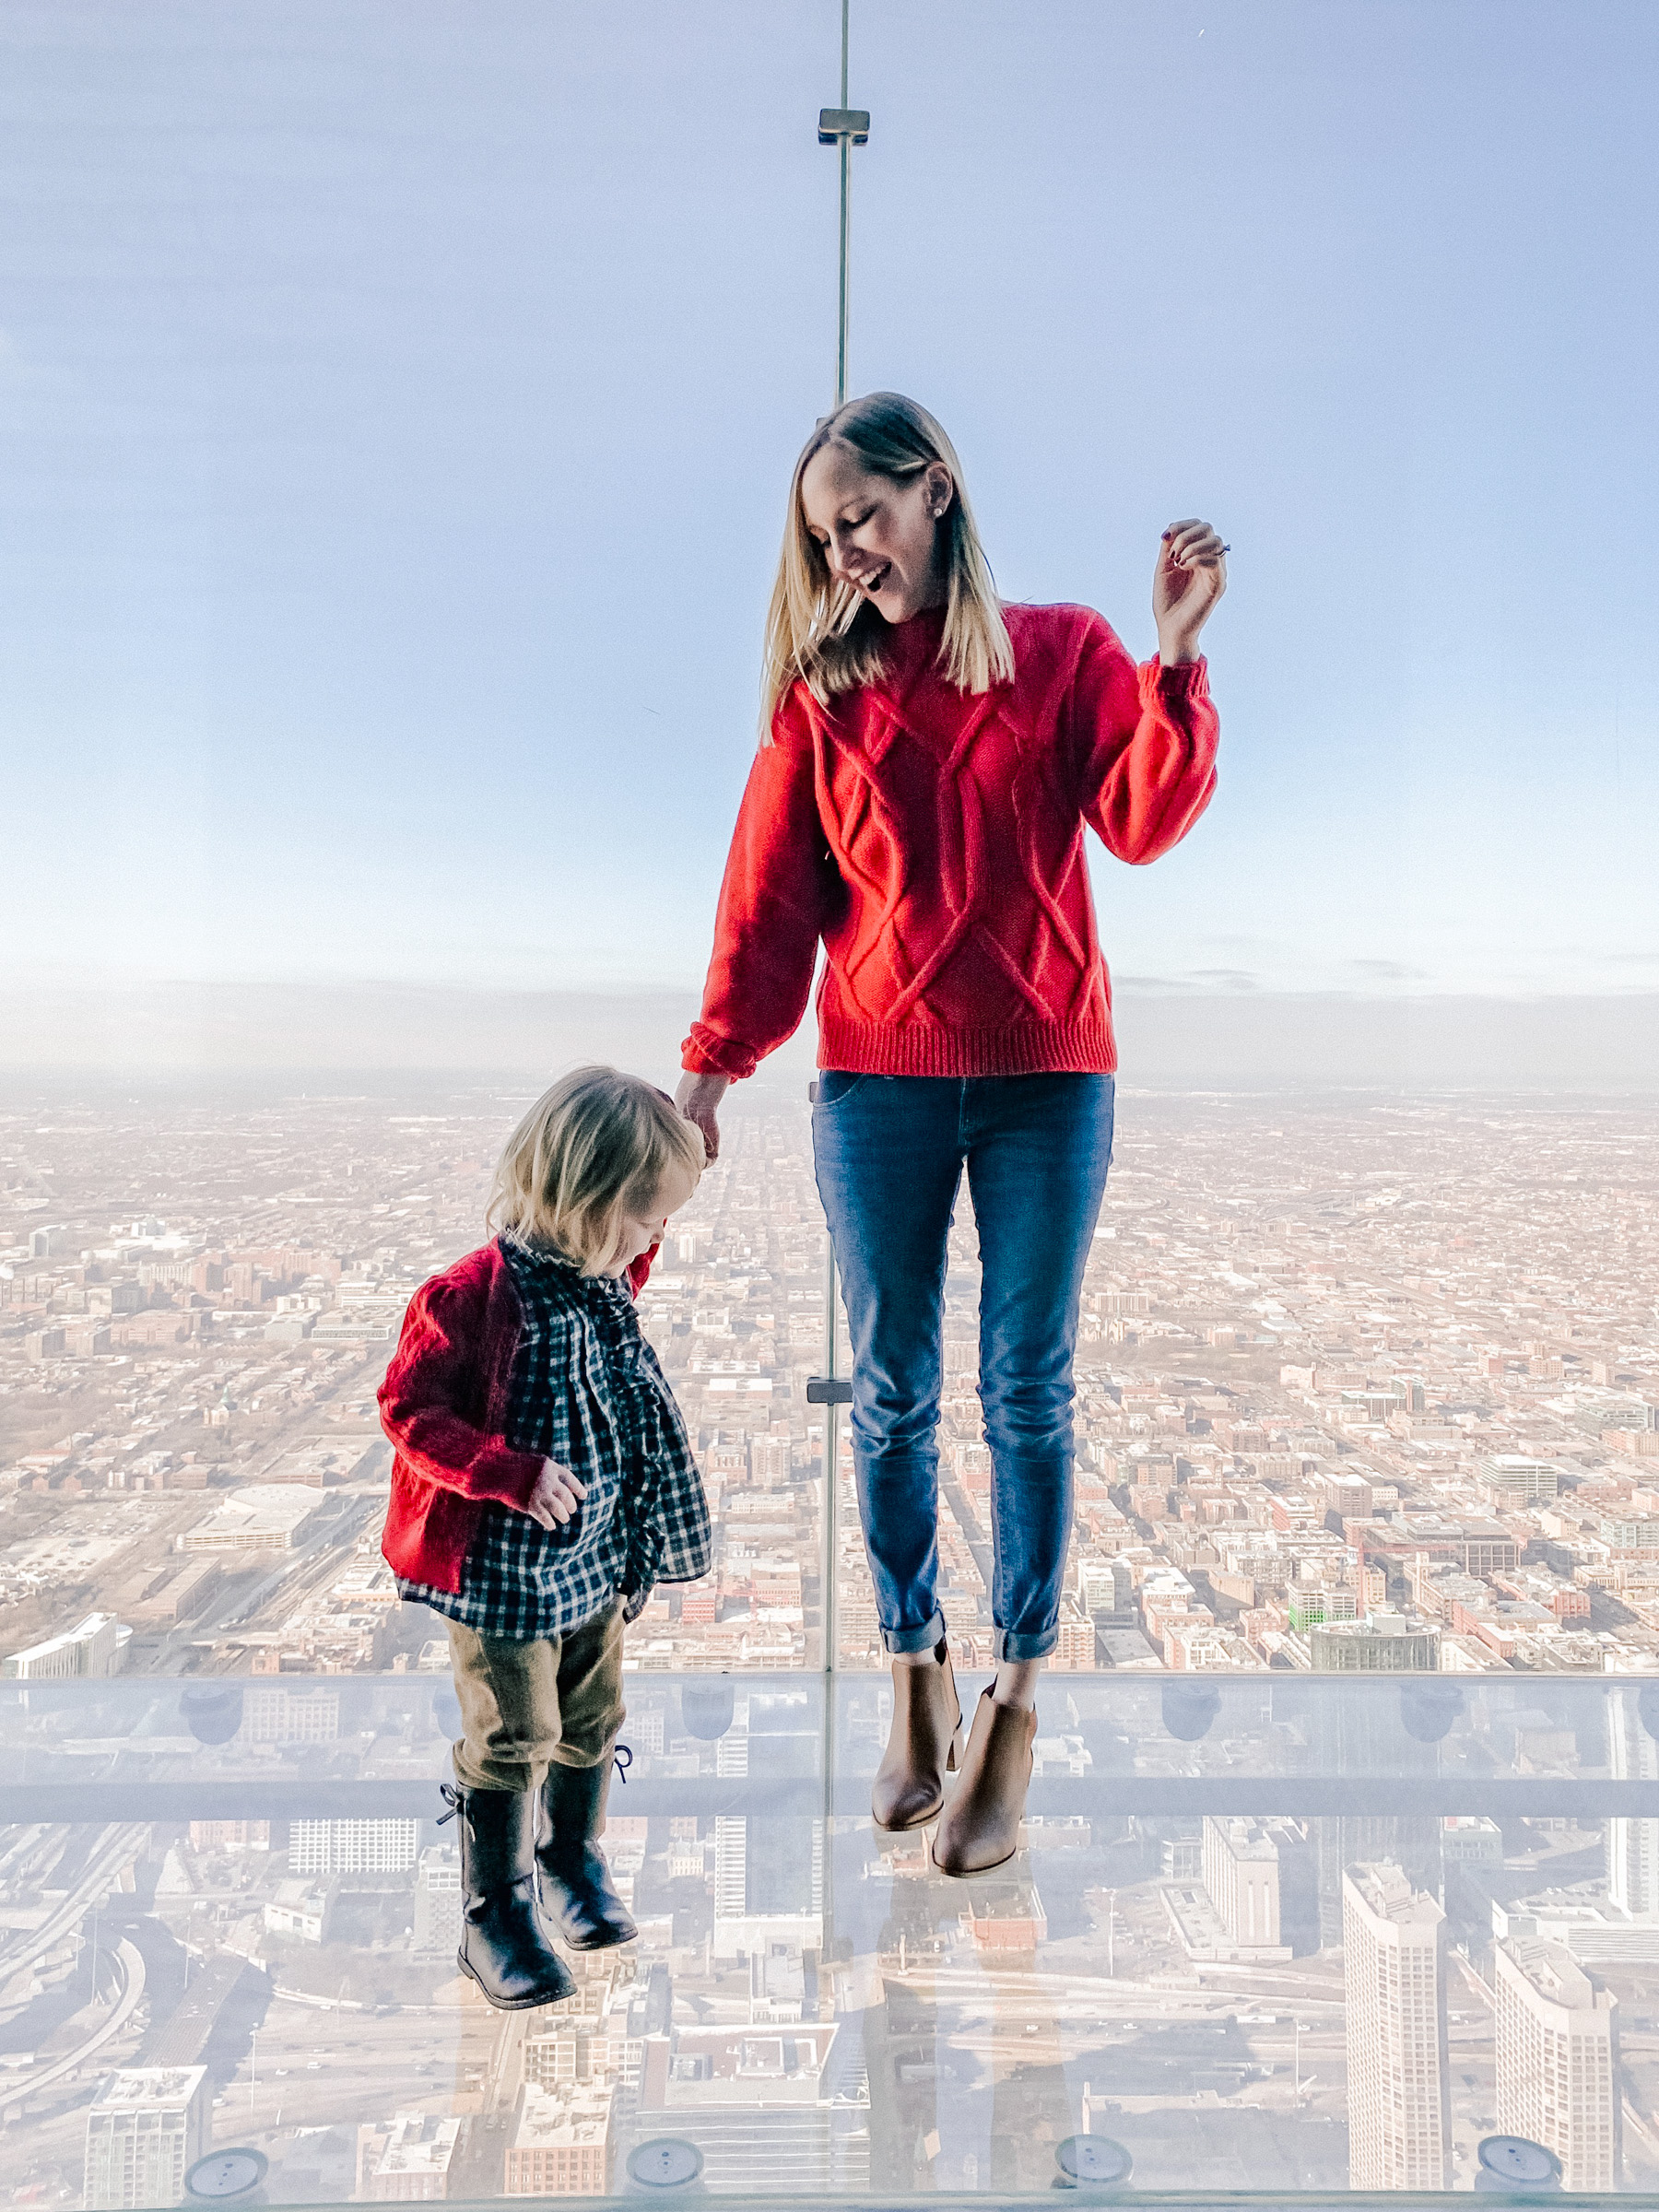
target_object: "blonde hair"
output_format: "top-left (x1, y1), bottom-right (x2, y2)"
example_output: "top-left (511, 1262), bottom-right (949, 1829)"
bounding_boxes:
top-left (487, 1066), bottom-right (704, 1275)
top-left (759, 391), bottom-right (1015, 736)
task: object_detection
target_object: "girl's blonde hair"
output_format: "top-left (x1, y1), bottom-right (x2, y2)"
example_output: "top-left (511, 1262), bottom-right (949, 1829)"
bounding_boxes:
top-left (487, 1066), bottom-right (704, 1276)
top-left (759, 391), bottom-right (1015, 736)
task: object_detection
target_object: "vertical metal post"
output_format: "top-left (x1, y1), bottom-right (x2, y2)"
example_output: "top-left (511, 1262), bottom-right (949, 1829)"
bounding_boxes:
top-left (818, 2), bottom-right (867, 416)
top-left (821, 1229), bottom-right (840, 1673)
top-left (806, 1083), bottom-right (854, 1977)
top-left (836, 0), bottom-right (851, 408)
top-left (818, 1214), bottom-right (842, 2017)
top-left (810, 1), bottom-right (872, 2008)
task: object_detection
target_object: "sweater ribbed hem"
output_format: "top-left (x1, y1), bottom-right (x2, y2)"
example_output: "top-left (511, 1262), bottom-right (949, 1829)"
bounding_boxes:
top-left (816, 1012), bottom-right (1117, 1078)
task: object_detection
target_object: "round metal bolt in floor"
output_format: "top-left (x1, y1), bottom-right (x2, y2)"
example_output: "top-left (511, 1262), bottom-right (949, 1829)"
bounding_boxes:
top-left (1476, 2134), bottom-right (1562, 2192)
top-left (1054, 2134), bottom-right (1134, 2188)
top-left (185, 2148), bottom-right (269, 2205)
top-left (627, 2136), bottom-right (706, 2192)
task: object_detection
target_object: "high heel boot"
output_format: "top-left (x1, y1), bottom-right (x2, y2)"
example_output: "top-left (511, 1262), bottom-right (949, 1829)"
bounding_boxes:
top-left (931, 1690), bottom-right (1038, 1877)
top-left (871, 1640), bottom-right (964, 1832)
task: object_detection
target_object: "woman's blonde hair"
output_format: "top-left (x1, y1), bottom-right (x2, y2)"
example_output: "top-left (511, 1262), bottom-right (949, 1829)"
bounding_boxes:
top-left (759, 391), bottom-right (1014, 736)
top-left (487, 1066), bottom-right (704, 1275)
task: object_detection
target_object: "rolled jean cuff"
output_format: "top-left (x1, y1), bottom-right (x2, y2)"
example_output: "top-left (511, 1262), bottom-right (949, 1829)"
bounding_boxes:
top-left (995, 1623), bottom-right (1058, 1662)
top-left (883, 1609), bottom-right (947, 1656)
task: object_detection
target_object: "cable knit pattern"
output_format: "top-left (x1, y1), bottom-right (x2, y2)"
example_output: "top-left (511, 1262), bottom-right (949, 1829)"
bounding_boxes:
top-left (684, 602), bottom-right (1218, 1080)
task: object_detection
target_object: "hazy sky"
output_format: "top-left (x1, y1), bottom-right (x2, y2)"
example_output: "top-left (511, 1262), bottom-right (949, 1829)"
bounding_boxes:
top-left (5, 0), bottom-right (1656, 1005)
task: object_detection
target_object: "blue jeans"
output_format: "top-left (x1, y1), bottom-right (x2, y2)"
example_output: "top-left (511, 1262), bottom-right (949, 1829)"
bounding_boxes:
top-left (812, 1072), bottom-right (1114, 1663)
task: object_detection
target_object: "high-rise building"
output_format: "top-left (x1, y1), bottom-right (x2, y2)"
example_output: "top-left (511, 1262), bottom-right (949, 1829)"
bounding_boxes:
top-left (290, 1818), bottom-right (419, 1876)
top-left (630, 2026), bottom-right (868, 2192)
top-left (187, 1820), bottom-right (269, 1852)
top-left (413, 1844), bottom-right (461, 1956)
top-left (1310, 1610), bottom-right (1440, 1672)
top-left (1606, 1687), bottom-right (1659, 1918)
top-left (711, 1692), bottom-right (823, 1959)
top-left (505, 2083), bottom-right (614, 2196)
top-left (748, 1433), bottom-right (793, 1487)
top-left (356, 2112), bottom-right (462, 2202)
top-left (1493, 1936), bottom-right (1620, 2190)
top-left (712, 1815), bottom-right (823, 1958)
top-left (1309, 1614), bottom-right (1445, 1946)
top-left (1342, 1862), bottom-right (1450, 2191)
top-left (242, 1685), bottom-right (340, 1743)
top-left (83, 2066), bottom-right (209, 2210)
top-left (1481, 1454), bottom-right (1561, 1503)
top-left (1287, 1587), bottom-right (1357, 1632)
top-left (1202, 1818), bottom-right (1282, 1951)
top-left (4, 1610), bottom-right (125, 1679)
top-left (1316, 1467), bottom-right (1374, 1521)
top-left (524, 1957), bottom-right (648, 2096)
top-left (1077, 1556), bottom-right (1135, 1627)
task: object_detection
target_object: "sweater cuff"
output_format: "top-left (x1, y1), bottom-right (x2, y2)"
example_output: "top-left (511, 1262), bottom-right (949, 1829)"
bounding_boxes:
top-left (1141, 654), bottom-right (1209, 701)
top-left (681, 1023), bottom-right (757, 1081)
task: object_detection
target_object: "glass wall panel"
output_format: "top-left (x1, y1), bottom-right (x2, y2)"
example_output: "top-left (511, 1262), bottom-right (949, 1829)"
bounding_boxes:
top-left (3, 0), bottom-right (1656, 2201)
top-left (3, 1675), bottom-right (1659, 2199)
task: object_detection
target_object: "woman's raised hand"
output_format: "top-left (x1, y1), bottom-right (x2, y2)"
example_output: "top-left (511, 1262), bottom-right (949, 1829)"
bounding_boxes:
top-left (1153, 519), bottom-right (1228, 666)
top-left (675, 1071), bottom-right (730, 1164)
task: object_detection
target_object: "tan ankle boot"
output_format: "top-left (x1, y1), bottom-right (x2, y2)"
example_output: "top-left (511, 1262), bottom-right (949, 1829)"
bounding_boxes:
top-left (871, 1642), bottom-right (963, 1832)
top-left (931, 1690), bottom-right (1037, 1877)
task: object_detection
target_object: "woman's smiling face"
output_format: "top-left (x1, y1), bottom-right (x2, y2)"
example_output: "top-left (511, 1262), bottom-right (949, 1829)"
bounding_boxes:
top-left (800, 441), bottom-right (953, 625)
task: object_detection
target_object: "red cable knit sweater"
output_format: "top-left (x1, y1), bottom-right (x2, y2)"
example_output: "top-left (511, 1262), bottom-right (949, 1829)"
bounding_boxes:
top-left (683, 601), bottom-right (1219, 1080)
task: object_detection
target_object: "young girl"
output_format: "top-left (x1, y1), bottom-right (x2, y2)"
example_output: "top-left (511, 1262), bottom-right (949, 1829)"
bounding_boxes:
top-left (379, 1067), bottom-right (709, 2009)
top-left (677, 393), bottom-right (1224, 1876)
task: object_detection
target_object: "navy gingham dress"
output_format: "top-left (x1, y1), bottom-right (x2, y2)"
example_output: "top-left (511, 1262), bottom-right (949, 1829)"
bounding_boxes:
top-left (395, 1237), bottom-right (711, 1641)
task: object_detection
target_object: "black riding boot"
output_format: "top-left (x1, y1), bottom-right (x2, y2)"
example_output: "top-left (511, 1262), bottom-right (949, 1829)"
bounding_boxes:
top-left (442, 1783), bottom-right (575, 2008)
top-left (535, 1756), bottom-right (639, 1951)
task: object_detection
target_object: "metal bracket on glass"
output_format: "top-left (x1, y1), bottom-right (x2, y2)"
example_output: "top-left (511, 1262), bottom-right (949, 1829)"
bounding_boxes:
top-left (817, 105), bottom-right (870, 144)
top-left (806, 1376), bottom-right (853, 1406)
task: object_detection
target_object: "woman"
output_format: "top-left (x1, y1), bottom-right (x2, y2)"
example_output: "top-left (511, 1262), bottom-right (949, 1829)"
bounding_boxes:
top-left (677, 393), bottom-right (1224, 1874)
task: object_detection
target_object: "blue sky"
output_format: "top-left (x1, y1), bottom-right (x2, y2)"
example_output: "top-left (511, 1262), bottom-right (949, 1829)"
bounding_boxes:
top-left (4, 0), bottom-right (1655, 1003)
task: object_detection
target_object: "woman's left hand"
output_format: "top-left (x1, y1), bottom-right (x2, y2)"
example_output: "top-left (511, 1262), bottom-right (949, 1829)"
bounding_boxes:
top-left (1153, 519), bottom-right (1228, 665)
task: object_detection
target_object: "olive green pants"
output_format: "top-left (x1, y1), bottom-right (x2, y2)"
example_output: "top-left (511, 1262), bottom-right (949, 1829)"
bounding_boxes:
top-left (447, 1597), bottom-right (626, 1793)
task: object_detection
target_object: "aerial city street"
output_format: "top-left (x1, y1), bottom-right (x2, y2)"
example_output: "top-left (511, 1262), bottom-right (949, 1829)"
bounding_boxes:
top-left (2, 1083), bottom-right (1657, 2200)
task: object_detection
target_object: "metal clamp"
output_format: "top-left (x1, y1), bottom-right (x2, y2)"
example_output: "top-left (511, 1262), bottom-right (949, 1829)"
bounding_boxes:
top-left (818, 106), bottom-right (870, 144)
top-left (806, 1376), bottom-right (853, 1406)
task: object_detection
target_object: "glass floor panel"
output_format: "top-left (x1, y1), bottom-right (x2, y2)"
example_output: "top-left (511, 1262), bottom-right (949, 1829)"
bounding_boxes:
top-left (5, 1672), bottom-right (1659, 2206)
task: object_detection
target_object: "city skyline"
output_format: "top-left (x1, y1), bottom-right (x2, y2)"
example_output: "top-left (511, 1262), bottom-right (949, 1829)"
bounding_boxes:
top-left (4, 1080), bottom-right (1659, 2198)
top-left (6, 982), bottom-right (1659, 1095)
top-left (4, 1083), bottom-right (1657, 1681)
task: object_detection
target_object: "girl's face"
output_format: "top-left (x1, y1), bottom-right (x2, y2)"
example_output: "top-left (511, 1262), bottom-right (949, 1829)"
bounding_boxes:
top-left (603, 1159), bottom-right (701, 1277)
top-left (800, 443), bottom-right (953, 626)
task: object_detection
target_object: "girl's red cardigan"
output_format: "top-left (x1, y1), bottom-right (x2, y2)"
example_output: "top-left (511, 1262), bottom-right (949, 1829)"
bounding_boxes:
top-left (683, 601), bottom-right (1218, 1082)
top-left (378, 1241), bottom-right (653, 1595)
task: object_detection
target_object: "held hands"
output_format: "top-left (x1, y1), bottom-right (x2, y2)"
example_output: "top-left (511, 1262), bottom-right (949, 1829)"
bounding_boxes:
top-left (1153, 519), bottom-right (1228, 666)
top-left (522, 1457), bottom-right (587, 1531)
top-left (675, 1071), bottom-right (730, 1164)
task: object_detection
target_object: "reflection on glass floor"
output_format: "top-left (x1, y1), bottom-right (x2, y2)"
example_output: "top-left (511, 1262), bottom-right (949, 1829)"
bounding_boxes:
top-left (4, 1673), bottom-right (1659, 2205)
